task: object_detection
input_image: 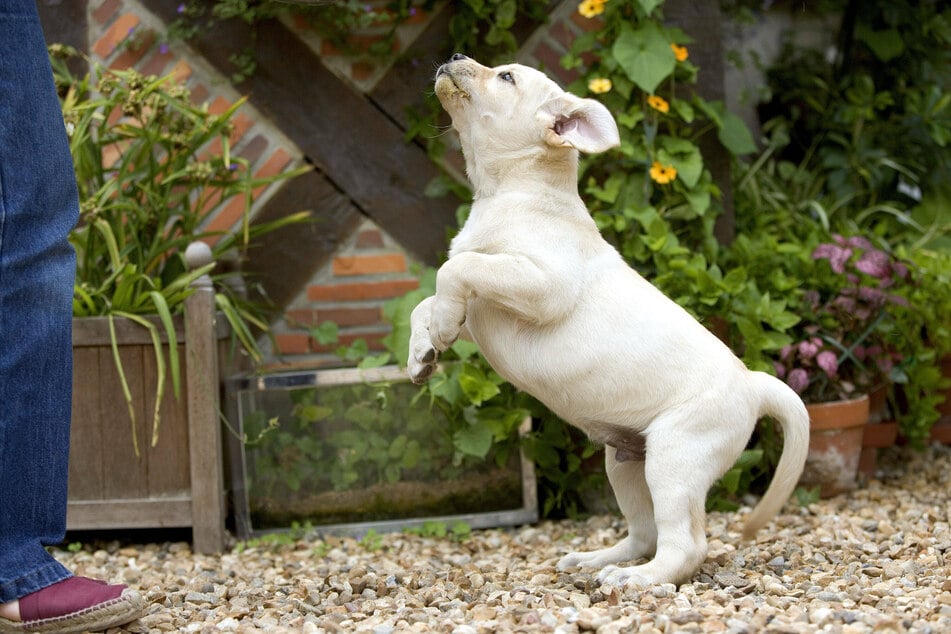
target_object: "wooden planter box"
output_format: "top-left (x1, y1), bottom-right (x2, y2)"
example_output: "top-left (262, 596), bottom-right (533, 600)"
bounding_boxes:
top-left (66, 253), bottom-right (233, 553)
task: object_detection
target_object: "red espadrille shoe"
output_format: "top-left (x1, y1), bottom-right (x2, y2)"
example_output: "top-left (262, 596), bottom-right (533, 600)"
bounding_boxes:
top-left (0, 576), bottom-right (145, 634)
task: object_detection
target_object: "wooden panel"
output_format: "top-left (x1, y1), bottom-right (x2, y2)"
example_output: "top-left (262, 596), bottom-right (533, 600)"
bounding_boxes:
top-left (100, 344), bottom-right (149, 499)
top-left (143, 343), bottom-right (191, 497)
top-left (66, 497), bottom-right (192, 529)
top-left (73, 315), bottom-right (186, 347)
top-left (68, 347), bottom-right (104, 500)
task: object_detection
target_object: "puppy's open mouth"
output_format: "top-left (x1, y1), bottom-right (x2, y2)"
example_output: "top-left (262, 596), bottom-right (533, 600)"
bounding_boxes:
top-left (435, 66), bottom-right (470, 100)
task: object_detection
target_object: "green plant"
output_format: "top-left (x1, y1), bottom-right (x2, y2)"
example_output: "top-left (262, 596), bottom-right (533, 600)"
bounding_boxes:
top-left (51, 47), bottom-right (308, 453)
top-left (560, 0), bottom-right (755, 328)
top-left (887, 247), bottom-right (951, 447)
top-left (359, 529), bottom-right (385, 552)
top-left (758, 0), bottom-right (951, 243)
top-left (772, 234), bottom-right (912, 404)
top-left (404, 520), bottom-right (472, 542)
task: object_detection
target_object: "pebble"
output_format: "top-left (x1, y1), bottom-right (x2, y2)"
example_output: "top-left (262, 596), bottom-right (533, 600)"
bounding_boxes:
top-left (52, 444), bottom-right (951, 633)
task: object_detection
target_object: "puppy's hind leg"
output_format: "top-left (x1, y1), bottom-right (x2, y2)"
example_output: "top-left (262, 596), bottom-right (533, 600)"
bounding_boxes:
top-left (598, 422), bottom-right (731, 587)
top-left (557, 446), bottom-right (656, 571)
top-left (408, 296), bottom-right (439, 384)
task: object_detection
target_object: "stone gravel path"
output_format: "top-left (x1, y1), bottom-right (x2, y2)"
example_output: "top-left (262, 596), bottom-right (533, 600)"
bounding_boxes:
top-left (60, 444), bottom-right (950, 633)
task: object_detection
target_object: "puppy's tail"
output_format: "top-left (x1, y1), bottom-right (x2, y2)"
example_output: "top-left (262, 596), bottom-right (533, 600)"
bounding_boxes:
top-left (742, 371), bottom-right (810, 540)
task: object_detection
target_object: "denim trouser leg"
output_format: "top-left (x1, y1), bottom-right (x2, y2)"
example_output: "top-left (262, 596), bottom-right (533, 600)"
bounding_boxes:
top-left (0, 1), bottom-right (80, 602)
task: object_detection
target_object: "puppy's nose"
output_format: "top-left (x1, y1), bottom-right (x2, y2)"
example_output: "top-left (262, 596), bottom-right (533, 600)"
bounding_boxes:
top-left (450, 53), bottom-right (468, 62)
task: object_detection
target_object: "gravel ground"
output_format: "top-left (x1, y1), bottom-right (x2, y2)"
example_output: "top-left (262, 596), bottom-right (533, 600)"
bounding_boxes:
top-left (60, 444), bottom-right (951, 633)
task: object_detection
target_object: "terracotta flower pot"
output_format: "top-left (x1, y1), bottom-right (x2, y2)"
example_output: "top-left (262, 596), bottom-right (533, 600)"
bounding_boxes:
top-left (801, 394), bottom-right (870, 498)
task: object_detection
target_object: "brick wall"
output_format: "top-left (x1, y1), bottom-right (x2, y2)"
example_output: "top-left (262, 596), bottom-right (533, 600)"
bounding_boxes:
top-left (267, 220), bottom-right (421, 368)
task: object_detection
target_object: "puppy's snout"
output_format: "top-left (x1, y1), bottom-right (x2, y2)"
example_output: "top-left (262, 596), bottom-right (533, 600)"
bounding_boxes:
top-left (436, 53), bottom-right (471, 81)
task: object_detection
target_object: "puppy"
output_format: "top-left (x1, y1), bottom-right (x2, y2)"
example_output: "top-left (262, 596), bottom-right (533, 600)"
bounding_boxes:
top-left (408, 54), bottom-right (809, 587)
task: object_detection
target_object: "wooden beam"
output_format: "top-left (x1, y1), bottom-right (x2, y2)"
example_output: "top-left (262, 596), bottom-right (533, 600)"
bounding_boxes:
top-left (244, 169), bottom-right (365, 311)
top-left (37, 0), bottom-right (89, 76)
top-left (664, 0), bottom-right (735, 244)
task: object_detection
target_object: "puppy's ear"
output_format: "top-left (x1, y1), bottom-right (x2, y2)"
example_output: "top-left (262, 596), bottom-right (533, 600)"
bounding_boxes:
top-left (540, 93), bottom-right (620, 154)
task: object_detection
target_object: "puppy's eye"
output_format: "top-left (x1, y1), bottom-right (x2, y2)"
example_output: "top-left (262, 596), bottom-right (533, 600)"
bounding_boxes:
top-left (498, 71), bottom-right (515, 84)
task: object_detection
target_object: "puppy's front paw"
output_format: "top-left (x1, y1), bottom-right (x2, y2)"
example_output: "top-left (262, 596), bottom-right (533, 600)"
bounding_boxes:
top-left (429, 297), bottom-right (466, 351)
top-left (408, 346), bottom-right (438, 385)
top-left (408, 331), bottom-right (439, 384)
top-left (598, 565), bottom-right (653, 589)
top-left (557, 552), bottom-right (593, 571)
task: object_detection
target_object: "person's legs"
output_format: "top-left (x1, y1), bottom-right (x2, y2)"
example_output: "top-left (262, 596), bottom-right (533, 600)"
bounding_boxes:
top-left (0, 0), bottom-right (79, 605)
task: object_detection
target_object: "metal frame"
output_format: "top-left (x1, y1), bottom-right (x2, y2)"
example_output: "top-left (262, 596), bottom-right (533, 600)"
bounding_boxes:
top-left (224, 365), bottom-right (538, 539)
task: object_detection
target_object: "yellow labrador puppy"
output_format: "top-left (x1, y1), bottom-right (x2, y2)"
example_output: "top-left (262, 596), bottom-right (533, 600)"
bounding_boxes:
top-left (408, 54), bottom-right (809, 587)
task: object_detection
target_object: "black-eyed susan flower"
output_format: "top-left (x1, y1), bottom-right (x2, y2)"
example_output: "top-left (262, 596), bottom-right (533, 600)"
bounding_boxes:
top-left (647, 95), bottom-right (669, 114)
top-left (578, 0), bottom-right (607, 19)
top-left (650, 161), bottom-right (677, 184)
top-left (588, 77), bottom-right (612, 94)
top-left (671, 44), bottom-right (689, 62)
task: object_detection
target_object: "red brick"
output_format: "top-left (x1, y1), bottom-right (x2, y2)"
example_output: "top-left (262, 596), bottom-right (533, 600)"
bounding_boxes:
top-left (237, 135), bottom-right (268, 164)
top-left (315, 307), bottom-right (383, 327)
top-left (92, 13), bottom-right (140, 59)
top-left (139, 47), bottom-right (174, 77)
top-left (311, 330), bottom-right (388, 354)
top-left (550, 20), bottom-right (578, 50)
top-left (534, 41), bottom-right (579, 86)
top-left (333, 253), bottom-right (406, 276)
top-left (109, 29), bottom-right (154, 70)
top-left (570, 11), bottom-right (604, 32)
top-left (284, 309), bottom-right (318, 327)
top-left (207, 95), bottom-right (231, 116)
top-left (275, 333), bottom-right (311, 355)
top-left (254, 148), bottom-right (292, 181)
top-left (307, 279), bottom-right (419, 302)
top-left (351, 61), bottom-right (375, 82)
top-left (190, 84), bottom-right (210, 106)
top-left (356, 228), bottom-right (384, 249)
top-left (321, 40), bottom-right (341, 56)
top-left (93, 0), bottom-right (121, 25)
top-left (169, 59), bottom-right (192, 83)
top-left (201, 149), bottom-right (293, 241)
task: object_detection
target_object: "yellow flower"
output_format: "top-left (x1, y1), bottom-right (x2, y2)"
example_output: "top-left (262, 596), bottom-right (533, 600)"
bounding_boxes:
top-left (578, 0), bottom-right (607, 19)
top-left (671, 44), bottom-right (689, 62)
top-left (647, 95), bottom-right (669, 113)
top-left (588, 77), bottom-right (612, 94)
top-left (650, 161), bottom-right (677, 184)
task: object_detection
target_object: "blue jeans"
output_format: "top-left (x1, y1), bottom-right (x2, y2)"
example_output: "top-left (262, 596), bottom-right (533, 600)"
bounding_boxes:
top-left (0, 0), bottom-right (79, 602)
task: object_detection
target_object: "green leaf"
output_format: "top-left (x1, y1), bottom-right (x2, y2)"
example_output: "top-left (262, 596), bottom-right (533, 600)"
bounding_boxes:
top-left (613, 23), bottom-right (676, 94)
top-left (453, 422), bottom-right (493, 458)
top-left (450, 339), bottom-right (481, 361)
top-left (720, 467), bottom-right (741, 494)
top-left (658, 137), bottom-right (703, 188)
top-left (459, 364), bottom-right (501, 405)
top-left (718, 110), bottom-right (757, 156)
top-left (855, 25), bottom-right (904, 62)
top-left (637, 0), bottom-right (663, 14)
